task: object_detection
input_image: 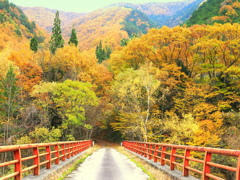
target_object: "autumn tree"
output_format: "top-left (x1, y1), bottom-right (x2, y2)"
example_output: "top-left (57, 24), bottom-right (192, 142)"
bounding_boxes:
top-left (31, 80), bottom-right (99, 140)
top-left (8, 46), bottom-right (43, 97)
top-left (162, 112), bottom-right (198, 144)
top-left (75, 49), bottom-right (113, 96)
top-left (110, 65), bottom-right (161, 142)
top-left (68, 28), bottom-right (78, 47)
top-left (48, 46), bottom-right (82, 81)
top-left (49, 11), bottom-right (64, 54)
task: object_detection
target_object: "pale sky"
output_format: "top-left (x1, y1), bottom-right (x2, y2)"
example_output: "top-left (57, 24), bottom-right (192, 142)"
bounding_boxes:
top-left (9, 0), bottom-right (184, 13)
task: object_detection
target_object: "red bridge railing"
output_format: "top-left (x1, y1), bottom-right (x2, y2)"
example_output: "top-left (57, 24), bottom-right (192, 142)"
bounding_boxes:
top-left (122, 141), bottom-right (240, 180)
top-left (0, 140), bottom-right (93, 180)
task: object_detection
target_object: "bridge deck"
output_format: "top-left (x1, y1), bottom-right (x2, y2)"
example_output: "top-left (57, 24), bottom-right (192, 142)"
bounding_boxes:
top-left (64, 148), bottom-right (149, 180)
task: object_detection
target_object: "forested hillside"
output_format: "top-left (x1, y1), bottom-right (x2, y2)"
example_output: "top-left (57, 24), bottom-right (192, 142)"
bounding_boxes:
top-left (20, 6), bottom-right (85, 33)
top-left (0, 0), bottom-right (47, 48)
top-left (185, 0), bottom-right (240, 26)
top-left (108, 0), bottom-right (204, 27)
top-left (63, 7), bottom-right (156, 51)
top-left (0, 0), bottom-right (47, 82)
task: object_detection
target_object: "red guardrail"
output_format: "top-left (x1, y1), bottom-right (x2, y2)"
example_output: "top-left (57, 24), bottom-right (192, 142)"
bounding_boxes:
top-left (122, 141), bottom-right (240, 180)
top-left (0, 140), bottom-right (93, 180)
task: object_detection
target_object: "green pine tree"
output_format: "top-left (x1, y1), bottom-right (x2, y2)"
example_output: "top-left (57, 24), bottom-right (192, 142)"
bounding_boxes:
top-left (96, 41), bottom-right (111, 63)
top-left (30, 37), bottom-right (38, 52)
top-left (68, 28), bottom-right (78, 47)
top-left (49, 11), bottom-right (64, 54)
top-left (105, 46), bottom-right (112, 59)
top-left (95, 41), bottom-right (112, 63)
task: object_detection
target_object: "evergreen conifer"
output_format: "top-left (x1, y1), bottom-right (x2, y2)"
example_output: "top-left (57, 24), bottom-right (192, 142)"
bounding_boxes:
top-left (68, 28), bottom-right (78, 47)
top-left (95, 41), bottom-right (112, 63)
top-left (30, 37), bottom-right (38, 52)
top-left (49, 11), bottom-right (64, 54)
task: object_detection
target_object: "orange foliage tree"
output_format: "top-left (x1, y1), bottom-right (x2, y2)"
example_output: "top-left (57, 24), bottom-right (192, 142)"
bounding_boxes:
top-left (8, 45), bottom-right (43, 98)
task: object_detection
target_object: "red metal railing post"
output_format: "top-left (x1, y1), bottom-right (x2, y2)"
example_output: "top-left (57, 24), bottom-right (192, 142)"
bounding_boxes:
top-left (128, 142), bottom-right (131, 151)
top-left (67, 143), bottom-right (70, 159)
top-left (33, 146), bottom-right (40, 175)
top-left (154, 145), bottom-right (159, 162)
top-left (14, 148), bottom-right (22, 180)
top-left (69, 143), bottom-right (71, 156)
top-left (139, 143), bottom-right (142, 155)
top-left (170, 147), bottom-right (176, 170)
top-left (85, 141), bottom-right (88, 151)
top-left (134, 142), bottom-right (137, 153)
top-left (141, 143), bottom-right (145, 156)
top-left (46, 145), bottom-right (51, 169)
top-left (237, 155), bottom-right (240, 180)
top-left (137, 142), bottom-right (141, 154)
top-left (78, 142), bottom-right (81, 153)
top-left (203, 151), bottom-right (212, 180)
top-left (73, 142), bottom-right (75, 155)
top-left (144, 143), bottom-right (147, 158)
top-left (61, 144), bottom-right (66, 161)
top-left (55, 144), bottom-right (60, 165)
top-left (149, 144), bottom-right (153, 160)
top-left (83, 141), bottom-right (86, 151)
top-left (81, 141), bottom-right (84, 152)
top-left (73, 143), bottom-right (76, 156)
top-left (161, 146), bottom-right (166, 166)
top-left (84, 141), bottom-right (86, 151)
top-left (77, 142), bottom-right (79, 153)
top-left (73, 143), bottom-right (76, 155)
top-left (70, 143), bottom-right (73, 157)
top-left (183, 149), bottom-right (190, 177)
top-left (68, 143), bottom-right (71, 157)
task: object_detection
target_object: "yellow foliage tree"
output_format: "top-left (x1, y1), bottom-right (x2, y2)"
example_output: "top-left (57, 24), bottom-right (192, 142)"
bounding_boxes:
top-left (110, 65), bottom-right (161, 142)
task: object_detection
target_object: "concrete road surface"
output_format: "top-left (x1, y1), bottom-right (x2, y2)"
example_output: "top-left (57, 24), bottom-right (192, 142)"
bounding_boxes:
top-left (65, 148), bottom-right (149, 180)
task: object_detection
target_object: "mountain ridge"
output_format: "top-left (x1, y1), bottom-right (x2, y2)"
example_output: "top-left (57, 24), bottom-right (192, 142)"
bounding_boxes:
top-left (20, 6), bottom-right (85, 33)
top-left (62, 6), bottom-right (156, 51)
top-left (18, 0), bottom-right (204, 33)
top-left (105, 0), bottom-right (205, 27)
